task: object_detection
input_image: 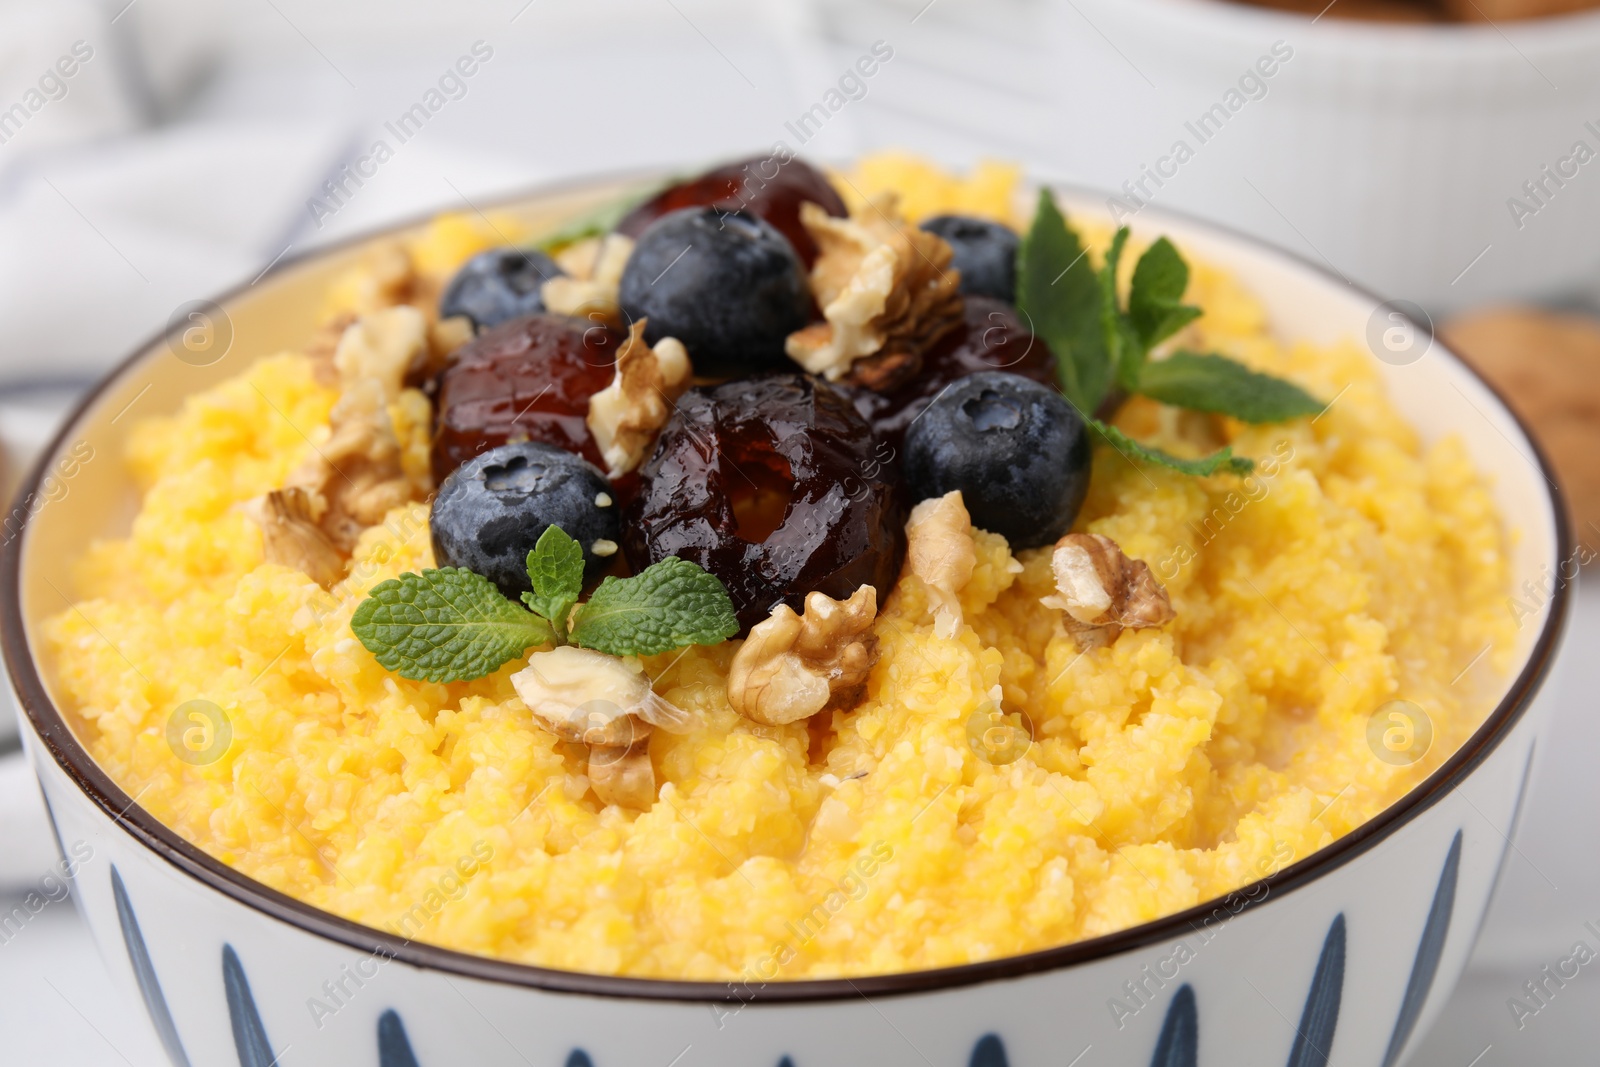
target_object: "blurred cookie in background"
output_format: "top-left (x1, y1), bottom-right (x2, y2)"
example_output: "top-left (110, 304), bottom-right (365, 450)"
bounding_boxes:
top-left (1229, 0), bottom-right (1447, 20)
top-left (1229, 0), bottom-right (1599, 19)
top-left (1439, 0), bottom-right (1600, 18)
top-left (1442, 307), bottom-right (1600, 544)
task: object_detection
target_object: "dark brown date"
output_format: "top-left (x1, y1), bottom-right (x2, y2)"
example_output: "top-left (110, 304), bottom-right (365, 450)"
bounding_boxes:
top-left (616, 156), bottom-right (848, 268)
top-left (430, 314), bottom-right (621, 489)
top-left (623, 374), bottom-right (905, 632)
top-left (847, 296), bottom-right (1059, 448)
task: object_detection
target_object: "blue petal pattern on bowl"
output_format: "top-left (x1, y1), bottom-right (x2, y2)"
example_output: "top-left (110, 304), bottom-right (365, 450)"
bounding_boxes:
top-left (110, 865), bottom-right (193, 1067)
top-left (102, 839), bottom-right (1482, 1067)
top-left (223, 944), bottom-right (280, 1067)
top-left (1285, 915), bottom-right (1346, 1067)
top-left (1149, 984), bottom-right (1197, 1067)
top-left (379, 1008), bottom-right (422, 1067)
top-left (1381, 830), bottom-right (1463, 1067)
top-left (970, 1033), bottom-right (1008, 1066)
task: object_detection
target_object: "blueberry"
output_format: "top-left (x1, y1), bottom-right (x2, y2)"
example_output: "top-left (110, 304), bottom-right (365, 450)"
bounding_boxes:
top-left (920, 215), bottom-right (1019, 303)
top-left (618, 207), bottom-right (810, 377)
top-left (431, 441), bottom-right (619, 600)
top-left (440, 248), bottom-right (565, 332)
top-left (903, 372), bottom-right (1089, 548)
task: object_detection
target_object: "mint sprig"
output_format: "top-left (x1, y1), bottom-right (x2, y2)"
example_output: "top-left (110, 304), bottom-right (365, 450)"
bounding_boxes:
top-left (521, 526), bottom-right (585, 642)
top-left (351, 527), bottom-right (739, 683)
top-left (1017, 189), bottom-right (1109, 413)
top-left (532, 177), bottom-right (671, 252)
top-left (1137, 352), bottom-right (1323, 424)
top-left (571, 557), bottom-right (739, 657)
top-left (1127, 237), bottom-right (1203, 356)
top-left (1098, 228), bottom-right (1142, 393)
top-left (1091, 419), bottom-right (1254, 478)
top-left (351, 568), bottom-right (554, 683)
top-left (1016, 191), bottom-right (1320, 477)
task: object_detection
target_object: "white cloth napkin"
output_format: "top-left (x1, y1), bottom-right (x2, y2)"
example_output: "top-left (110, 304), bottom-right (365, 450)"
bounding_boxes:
top-left (0, 118), bottom-right (353, 381)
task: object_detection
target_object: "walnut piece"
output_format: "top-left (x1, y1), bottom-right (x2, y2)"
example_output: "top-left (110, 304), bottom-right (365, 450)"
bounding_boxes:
top-left (1042, 533), bottom-right (1175, 649)
top-left (284, 306), bottom-right (430, 554)
top-left (333, 305), bottom-right (427, 403)
top-left (345, 240), bottom-right (416, 316)
top-left (554, 236), bottom-right (603, 278)
top-left (728, 587), bottom-right (878, 725)
top-left (245, 488), bottom-right (345, 588)
top-left (512, 646), bottom-right (677, 811)
top-left (429, 314), bottom-right (476, 359)
top-left (586, 320), bottom-right (692, 478)
top-left (309, 241), bottom-right (416, 385)
top-left (286, 378), bottom-right (415, 552)
top-left (303, 313), bottom-right (355, 386)
top-left (904, 491), bottom-right (976, 638)
top-left (784, 198), bottom-right (963, 389)
top-left (588, 739), bottom-right (656, 811)
top-left (541, 233), bottom-right (634, 327)
top-left (511, 646), bottom-right (654, 747)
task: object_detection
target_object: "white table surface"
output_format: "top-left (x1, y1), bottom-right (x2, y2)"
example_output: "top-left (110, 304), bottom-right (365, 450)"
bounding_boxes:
top-left (0, 1), bottom-right (1595, 1061)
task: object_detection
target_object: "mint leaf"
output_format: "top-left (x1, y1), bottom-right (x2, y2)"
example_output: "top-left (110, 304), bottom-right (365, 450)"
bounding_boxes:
top-left (533, 178), bottom-right (669, 251)
top-left (1128, 237), bottom-right (1202, 350)
top-left (570, 557), bottom-right (739, 657)
top-left (1017, 190), bottom-right (1112, 413)
top-left (1090, 418), bottom-right (1254, 477)
top-left (1137, 352), bottom-right (1322, 424)
top-left (351, 568), bottom-right (554, 683)
top-left (522, 526), bottom-right (585, 638)
top-left (1098, 227), bottom-right (1144, 392)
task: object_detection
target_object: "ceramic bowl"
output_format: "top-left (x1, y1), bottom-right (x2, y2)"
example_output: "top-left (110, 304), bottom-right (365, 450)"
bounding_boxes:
top-left (1, 175), bottom-right (1574, 1067)
top-left (1059, 0), bottom-right (1600, 311)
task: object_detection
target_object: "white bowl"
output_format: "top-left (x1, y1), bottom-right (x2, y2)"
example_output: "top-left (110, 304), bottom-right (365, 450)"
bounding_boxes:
top-left (1056, 0), bottom-right (1600, 311)
top-left (1, 174), bottom-right (1575, 1066)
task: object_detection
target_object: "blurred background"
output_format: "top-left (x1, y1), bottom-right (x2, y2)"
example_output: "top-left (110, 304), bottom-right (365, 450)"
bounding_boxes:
top-left (0, 0), bottom-right (1596, 1061)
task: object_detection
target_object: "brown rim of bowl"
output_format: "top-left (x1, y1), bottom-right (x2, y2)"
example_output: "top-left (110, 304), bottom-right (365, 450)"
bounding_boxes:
top-left (0, 168), bottom-right (1575, 1005)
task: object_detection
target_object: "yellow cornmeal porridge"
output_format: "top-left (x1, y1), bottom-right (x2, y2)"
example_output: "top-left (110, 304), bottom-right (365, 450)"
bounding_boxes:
top-left (42, 156), bottom-right (1513, 980)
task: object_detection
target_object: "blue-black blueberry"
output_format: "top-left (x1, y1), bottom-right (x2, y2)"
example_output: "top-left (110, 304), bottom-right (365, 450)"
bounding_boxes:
top-left (617, 207), bottom-right (810, 377)
top-left (902, 371), bottom-right (1089, 548)
top-left (920, 215), bottom-right (1019, 303)
top-left (439, 248), bottom-right (565, 332)
top-left (431, 441), bottom-right (619, 600)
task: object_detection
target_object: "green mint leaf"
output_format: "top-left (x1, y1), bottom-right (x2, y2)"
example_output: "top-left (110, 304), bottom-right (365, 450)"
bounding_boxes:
top-left (533, 178), bottom-right (670, 251)
top-left (1098, 227), bottom-right (1144, 392)
top-left (522, 526), bottom-right (585, 638)
top-left (1137, 352), bottom-right (1322, 424)
top-left (351, 568), bottom-right (554, 683)
top-left (1128, 237), bottom-right (1202, 350)
top-left (1016, 189), bottom-right (1112, 413)
top-left (1090, 418), bottom-right (1254, 477)
top-left (570, 557), bottom-right (739, 657)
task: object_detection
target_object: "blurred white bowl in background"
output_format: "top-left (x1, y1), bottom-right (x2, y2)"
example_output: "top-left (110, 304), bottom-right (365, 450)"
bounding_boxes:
top-left (1057, 0), bottom-right (1600, 311)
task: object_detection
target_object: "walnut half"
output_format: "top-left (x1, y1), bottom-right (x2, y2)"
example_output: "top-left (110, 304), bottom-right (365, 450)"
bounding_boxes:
top-left (585, 319), bottom-right (692, 479)
top-left (784, 198), bottom-right (962, 390)
top-left (511, 646), bottom-right (670, 811)
top-left (1041, 533), bottom-right (1174, 649)
top-left (280, 307), bottom-right (429, 557)
top-left (728, 587), bottom-right (878, 725)
top-left (904, 491), bottom-right (976, 638)
top-left (245, 488), bottom-right (345, 589)
top-left (588, 740), bottom-right (656, 811)
top-left (541, 233), bottom-right (634, 327)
